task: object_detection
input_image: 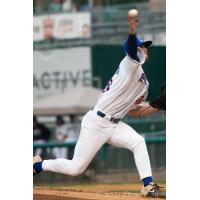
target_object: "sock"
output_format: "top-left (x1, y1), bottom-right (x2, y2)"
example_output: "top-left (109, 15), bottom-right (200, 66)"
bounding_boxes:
top-left (143, 176), bottom-right (153, 187)
top-left (33, 161), bottom-right (43, 173)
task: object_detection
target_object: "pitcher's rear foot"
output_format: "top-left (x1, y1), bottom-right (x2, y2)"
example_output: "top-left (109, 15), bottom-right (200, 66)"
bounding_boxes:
top-left (141, 182), bottom-right (166, 198)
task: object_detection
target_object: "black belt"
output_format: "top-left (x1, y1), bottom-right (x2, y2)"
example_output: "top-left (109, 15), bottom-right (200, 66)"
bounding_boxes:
top-left (96, 110), bottom-right (121, 124)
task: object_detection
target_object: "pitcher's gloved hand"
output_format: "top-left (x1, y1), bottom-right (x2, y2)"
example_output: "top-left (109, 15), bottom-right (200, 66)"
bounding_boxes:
top-left (149, 85), bottom-right (166, 111)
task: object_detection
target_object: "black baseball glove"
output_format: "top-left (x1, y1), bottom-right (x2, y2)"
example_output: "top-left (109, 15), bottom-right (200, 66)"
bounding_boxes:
top-left (149, 85), bottom-right (166, 111)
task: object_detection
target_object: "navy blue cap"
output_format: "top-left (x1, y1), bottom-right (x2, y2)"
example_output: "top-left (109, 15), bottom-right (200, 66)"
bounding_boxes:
top-left (136, 36), bottom-right (152, 48)
top-left (123, 36), bottom-right (152, 54)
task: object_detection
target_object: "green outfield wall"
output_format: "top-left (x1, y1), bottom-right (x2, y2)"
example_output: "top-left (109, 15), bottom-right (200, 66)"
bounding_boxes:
top-left (92, 45), bottom-right (166, 101)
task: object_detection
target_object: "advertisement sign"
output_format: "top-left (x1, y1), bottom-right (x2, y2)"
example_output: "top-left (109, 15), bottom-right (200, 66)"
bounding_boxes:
top-left (33, 12), bottom-right (91, 41)
top-left (33, 47), bottom-right (92, 101)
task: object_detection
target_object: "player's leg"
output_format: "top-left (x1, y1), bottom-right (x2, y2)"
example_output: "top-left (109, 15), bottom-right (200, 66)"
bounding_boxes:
top-left (108, 121), bottom-right (152, 180)
top-left (34, 111), bottom-right (112, 176)
top-left (107, 121), bottom-right (165, 198)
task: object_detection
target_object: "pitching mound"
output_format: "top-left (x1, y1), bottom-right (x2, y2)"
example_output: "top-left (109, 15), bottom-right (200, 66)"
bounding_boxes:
top-left (33, 184), bottom-right (165, 200)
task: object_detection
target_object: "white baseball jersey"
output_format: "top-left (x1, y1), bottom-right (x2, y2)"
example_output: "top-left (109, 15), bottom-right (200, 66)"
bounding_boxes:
top-left (94, 47), bottom-right (149, 119)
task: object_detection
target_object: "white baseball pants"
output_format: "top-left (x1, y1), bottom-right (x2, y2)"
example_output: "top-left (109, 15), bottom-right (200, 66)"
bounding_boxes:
top-left (42, 110), bottom-right (152, 180)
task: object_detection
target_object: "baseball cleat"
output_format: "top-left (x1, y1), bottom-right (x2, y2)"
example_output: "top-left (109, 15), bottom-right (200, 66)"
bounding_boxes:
top-left (33, 155), bottom-right (42, 176)
top-left (141, 182), bottom-right (166, 198)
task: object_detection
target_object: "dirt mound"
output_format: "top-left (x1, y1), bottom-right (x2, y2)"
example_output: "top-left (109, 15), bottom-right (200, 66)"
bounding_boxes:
top-left (33, 184), bottom-right (166, 200)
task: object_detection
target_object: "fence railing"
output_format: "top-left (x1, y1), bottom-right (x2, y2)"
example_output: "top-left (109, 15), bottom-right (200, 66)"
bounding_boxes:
top-left (33, 136), bottom-right (166, 149)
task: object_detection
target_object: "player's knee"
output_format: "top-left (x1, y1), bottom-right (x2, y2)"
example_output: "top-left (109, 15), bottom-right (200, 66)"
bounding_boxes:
top-left (69, 162), bottom-right (86, 176)
top-left (70, 168), bottom-right (84, 176)
top-left (136, 135), bottom-right (146, 147)
top-left (129, 135), bottom-right (146, 151)
top-left (137, 135), bottom-right (145, 144)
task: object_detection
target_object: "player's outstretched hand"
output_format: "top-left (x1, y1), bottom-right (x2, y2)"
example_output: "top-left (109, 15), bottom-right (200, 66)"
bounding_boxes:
top-left (128, 9), bottom-right (139, 34)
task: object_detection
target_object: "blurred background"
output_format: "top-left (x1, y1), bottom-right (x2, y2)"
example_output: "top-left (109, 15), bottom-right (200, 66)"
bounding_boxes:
top-left (33, 0), bottom-right (166, 184)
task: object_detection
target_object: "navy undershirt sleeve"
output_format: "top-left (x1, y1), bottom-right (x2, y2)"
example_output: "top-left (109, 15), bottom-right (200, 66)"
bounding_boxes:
top-left (126, 34), bottom-right (139, 62)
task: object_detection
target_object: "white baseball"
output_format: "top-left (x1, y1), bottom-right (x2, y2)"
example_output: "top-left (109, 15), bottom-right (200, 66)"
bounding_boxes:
top-left (128, 9), bottom-right (139, 19)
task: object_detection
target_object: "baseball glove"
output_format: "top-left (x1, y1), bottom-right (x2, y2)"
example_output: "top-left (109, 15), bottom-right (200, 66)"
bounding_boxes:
top-left (149, 85), bottom-right (166, 111)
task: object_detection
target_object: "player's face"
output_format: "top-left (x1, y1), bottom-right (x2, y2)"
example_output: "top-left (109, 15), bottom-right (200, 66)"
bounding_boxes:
top-left (141, 46), bottom-right (148, 61)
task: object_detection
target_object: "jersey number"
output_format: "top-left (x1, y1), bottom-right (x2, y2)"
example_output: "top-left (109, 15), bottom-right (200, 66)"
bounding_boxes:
top-left (135, 95), bottom-right (145, 105)
top-left (103, 79), bottom-right (113, 92)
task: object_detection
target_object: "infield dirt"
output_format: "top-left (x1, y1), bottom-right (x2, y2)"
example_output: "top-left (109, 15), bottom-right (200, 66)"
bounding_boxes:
top-left (33, 183), bottom-right (166, 200)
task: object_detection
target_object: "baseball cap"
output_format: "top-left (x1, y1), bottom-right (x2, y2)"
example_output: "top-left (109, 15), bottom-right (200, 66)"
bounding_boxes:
top-left (123, 36), bottom-right (152, 54)
top-left (136, 36), bottom-right (152, 48)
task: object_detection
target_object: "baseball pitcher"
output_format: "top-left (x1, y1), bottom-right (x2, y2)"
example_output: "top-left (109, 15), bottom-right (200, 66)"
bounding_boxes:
top-left (33, 9), bottom-right (166, 198)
